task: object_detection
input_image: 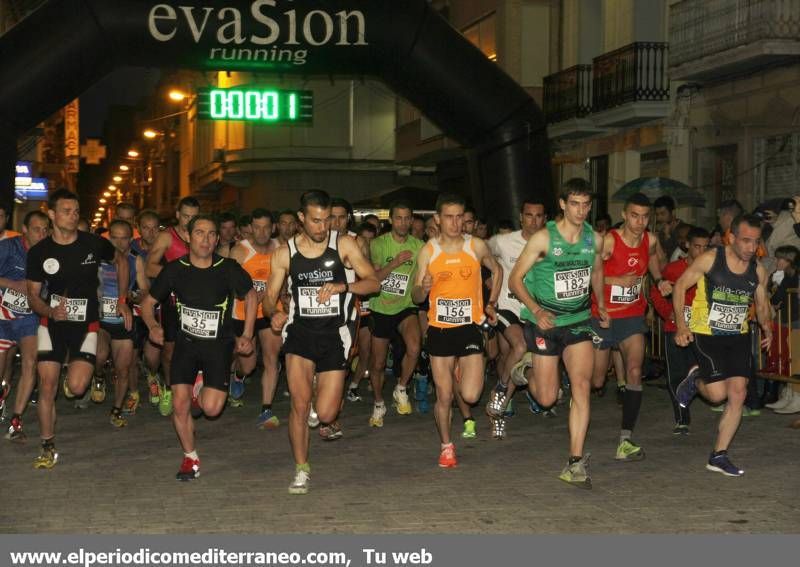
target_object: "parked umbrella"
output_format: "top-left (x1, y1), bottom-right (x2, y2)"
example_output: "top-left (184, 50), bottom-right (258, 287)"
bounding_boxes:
top-left (611, 177), bottom-right (706, 207)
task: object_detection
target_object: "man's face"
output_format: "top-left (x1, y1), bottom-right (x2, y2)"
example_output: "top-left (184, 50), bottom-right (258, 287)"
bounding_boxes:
top-left (115, 207), bottom-right (136, 225)
top-left (109, 225), bottom-right (132, 254)
top-left (278, 214), bottom-right (297, 240)
top-left (219, 220), bottom-right (237, 243)
top-left (176, 205), bottom-right (199, 231)
top-left (299, 205), bottom-right (331, 243)
top-left (462, 212), bottom-right (476, 235)
top-left (436, 204), bottom-right (464, 238)
top-left (23, 216), bottom-right (49, 247)
top-left (594, 219), bottom-right (609, 234)
top-left (411, 218), bottom-right (425, 239)
top-left (424, 217), bottom-right (438, 241)
top-left (77, 220), bottom-right (90, 232)
top-left (251, 216), bottom-right (273, 247)
top-left (654, 206), bottom-right (672, 228)
top-left (475, 221), bottom-right (488, 239)
top-left (560, 195), bottom-right (592, 225)
top-left (520, 204), bottom-right (546, 234)
top-left (238, 224), bottom-right (253, 240)
top-left (49, 198), bottom-right (80, 232)
top-left (358, 229), bottom-right (375, 246)
top-left (139, 217), bottom-right (160, 246)
top-left (189, 220), bottom-right (219, 258)
top-left (676, 226), bottom-right (691, 252)
top-left (719, 210), bottom-right (736, 231)
top-left (622, 204), bottom-right (650, 236)
top-left (391, 207), bottom-right (413, 238)
top-left (687, 236), bottom-right (709, 261)
top-left (731, 224), bottom-right (761, 263)
top-left (330, 206), bottom-right (350, 234)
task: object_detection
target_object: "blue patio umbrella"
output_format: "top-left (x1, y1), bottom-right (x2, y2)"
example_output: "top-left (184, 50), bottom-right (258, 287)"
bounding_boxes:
top-left (611, 177), bottom-right (706, 207)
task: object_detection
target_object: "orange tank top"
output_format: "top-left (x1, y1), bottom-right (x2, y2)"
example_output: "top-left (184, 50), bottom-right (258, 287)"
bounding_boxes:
top-left (234, 240), bottom-right (272, 320)
top-left (426, 235), bottom-right (484, 329)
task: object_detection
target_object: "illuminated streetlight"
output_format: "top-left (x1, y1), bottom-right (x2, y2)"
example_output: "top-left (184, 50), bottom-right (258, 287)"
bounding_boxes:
top-left (108, 185), bottom-right (117, 191)
top-left (99, 198), bottom-right (107, 204)
top-left (127, 149), bottom-right (140, 158)
top-left (143, 129), bottom-right (158, 139)
top-left (103, 191), bottom-right (111, 197)
top-left (168, 89), bottom-right (187, 102)
top-left (98, 207), bottom-right (105, 212)
top-left (119, 165), bottom-right (130, 172)
top-left (113, 175), bottom-right (123, 182)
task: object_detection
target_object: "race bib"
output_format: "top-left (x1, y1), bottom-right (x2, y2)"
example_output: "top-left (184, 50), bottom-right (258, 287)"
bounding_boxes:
top-left (435, 298), bottom-right (472, 325)
top-left (298, 286), bottom-right (340, 318)
top-left (253, 280), bottom-right (266, 293)
top-left (553, 268), bottom-right (591, 301)
top-left (101, 297), bottom-right (118, 318)
top-left (50, 294), bottom-right (88, 322)
top-left (381, 272), bottom-right (410, 296)
top-left (180, 306), bottom-right (220, 338)
top-left (360, 298), bottom-right (370, 313)
top-left (1, 288), bottom-right (30, 314)
top-left (708, 302), bottom-right (748, 332)
top-left (610, 279), bottom-right (642, 304)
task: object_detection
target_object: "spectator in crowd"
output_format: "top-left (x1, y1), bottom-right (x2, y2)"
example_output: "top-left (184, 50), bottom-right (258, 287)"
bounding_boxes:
top-left (669, 223), bottom-right (692, 262)
top-left (594, 213), bottom-right (612, 236)
top-left (654, 196), bottom-right (682, 259)
top-left (495, 219), bottom-right (514, 234)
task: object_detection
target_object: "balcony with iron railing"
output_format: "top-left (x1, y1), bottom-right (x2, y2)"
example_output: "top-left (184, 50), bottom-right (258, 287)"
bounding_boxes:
top-left (670, 0), bottom-right (800, 81)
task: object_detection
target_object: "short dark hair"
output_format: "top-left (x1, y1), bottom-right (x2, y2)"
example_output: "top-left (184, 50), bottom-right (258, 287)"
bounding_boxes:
top-left (218, 211), bottom-right (237, 225)
top-left (687, 226), bottom-right (710, 241)
top-left (463, 206), bottom-right (477, 218)
top-left (278, 209), bottom-right (298, 222)
top-left (108, 219), bottom-right (133, 236)
top-left (138, 209), bottom-right (159, 225)
top-left (300, 190), bottom-right (331, 212)
top-left (653, 196), bottom-right (676, 212)
top-left (356, 222), bottom-right (377, 236)
top-left (115, 202), bottom-right (136, 215)
top-left (625, 192), bottom-right (651, 209)
top-left (188, 214), bottom-right (218, 234)
top-left (594, 213), bottom-right (612, 225)
top-left (330, 197), bottom-right (353, 217)
top-left (413, 214), bottom-right (425, 222)
top-left (389, 200), bottom-right (413, 218)
top-left (177, 196), bottom-right (200, 211)
top-left (238, 215), bottom-right (251, 228)
top-left (775, 245), bottom-right (800, 267)
top-left (521, 199), bottom-right (545, 212)
top-left (559, 178), bottom-right (593, 201)
top-left (497, 219), bottom-right (515, 231)
top-left (23, 210), bottom-right (49, 227)
top-left (48, 188), bottom-right (78, 211)
top-left (435, 193), bottom-right (466, 213)
top-left (251, 208), bottom-right (274, 223)
top-left (731, 214), bottom-right (762, 236)
top-left (718, 199), bottom-right (744, 218)
top-left (364, 213), bottom-right (379, 223)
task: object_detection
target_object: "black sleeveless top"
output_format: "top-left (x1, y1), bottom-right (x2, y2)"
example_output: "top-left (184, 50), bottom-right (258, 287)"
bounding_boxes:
top-left (287, 230), bottom-right (354, 331)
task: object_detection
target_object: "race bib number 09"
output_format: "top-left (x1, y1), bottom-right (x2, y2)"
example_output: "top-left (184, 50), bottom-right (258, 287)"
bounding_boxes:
top-left (435, 298), bottom-right (472, 325)
top-left (553, 268), bottom-right (590, 301)
top-left (610, 279), bottom-right (642, 304)
top-left (1, 288), bottom-right (31, 314)
top-left (50, 294), bottom-right (88, 322)
top-left (101, 297), bottom-right (118, 318)
top-left (180, 306), bottom-right (220, 338)
top-left (298, 286), bottom-right (340, 318)
top-left (381, 272), bottom-right (410, 296)
top-left (708, 303), bottom-right (748, 332)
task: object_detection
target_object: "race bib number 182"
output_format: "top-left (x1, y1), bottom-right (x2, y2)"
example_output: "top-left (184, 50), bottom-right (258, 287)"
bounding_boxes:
top-left (553, 268), bottom-right (590, 301)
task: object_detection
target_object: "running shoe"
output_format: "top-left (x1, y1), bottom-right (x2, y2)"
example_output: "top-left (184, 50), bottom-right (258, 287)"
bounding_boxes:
top-left (559, 455), bottom-right (592, 489)
top-left (147, 374), bottom-right (160, 405)
top-left (591, 386), bottom-right (606, 397)
top-left (109, 409), bottom-right (127, 428)
top-left (462, 418), bottom-right (476, 439)
top-left (706, 451), bottom-right (744, 477)
top-left (122, 391), bottom-right (140, 415)
top-left (227, 395), bottom-right (244, 408)
top-left (345, 385), bottom-right (361, 402)
top-left (542, 407), bottom-right (557, 418)
top-left (741, 406), bottom-right (761, 417)
top-left (438, 443), bottom-right (457, 468)
top-left (90, 375), bottom-right (106, 404)
top-left (415, 375), bottom-right (430, 413)
top-left (710, 404), bottom-right (725, 412)
top-left (6, 415), bottom-right (25, 442)
top-left (490, 416), bottom-right (506, 440)
top-left (288, 468), bottom-right (310, 494)
top-left (503, 398), bottom-right (516, 418)
top-left (33, 444), bottom-right (58, 469)
top-left (158, 387), bottom-right (173, 416)
top-left (672, 424), bottom-right (690, 435)
top-left (485, 384), bottom-right (508, 418)
top-left (510, 352), bottom-right (532, 387)
top-left (229, 375), bottom-right (245, 400)
top-left (525, 391), bottom-right (543, 414)
top-left (62, 378), bottom-right (76, 400)
top-left (307, 404), bottom-right (320, 428)
top-left (74, 388), bottom-right (91, 410)
top-left (319, 422), bottom-right (343, 441)
top-left (615, 438), bottom-right (645, 461)
top-left (175, 456), bottom-right (200, 481)
top-left (256, 408), bottom-right (280, 429)
top-left (369, 402), bottom-right (386, 428)
top-left (393, 386), bottom-right (412, 415)
top-left (676, 365), bottom-right (700, 408)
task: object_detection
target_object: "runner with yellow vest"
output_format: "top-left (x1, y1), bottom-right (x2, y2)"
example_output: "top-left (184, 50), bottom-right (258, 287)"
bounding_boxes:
top-left (412, 193), bottom-right (501, 469)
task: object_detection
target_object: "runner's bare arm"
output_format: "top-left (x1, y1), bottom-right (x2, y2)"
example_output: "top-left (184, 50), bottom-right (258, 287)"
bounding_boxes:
top-left (411, 244), bottom-right (432, 305)
top-left (240, 288), bottom-right (258, 339)
top-left (474, 237), bottom-right (502, 305)
top-left (508, 228), bottom-right (549, 317)
top-left (25, 280), bottom-right (52, 318)
top-left (134, 255), bottom-right (150, 294)
top-left (341, 236), bottom-right (380, 296)
top-left (648, 233), bottom-right (666, 280)
top-left (139, 294), bottom-right (164, 345)
top-left (263, 246), bottom-right (289, 318)
top-left (591, 232), bottom-right (609, 326)
top-left (230, 242), bottom-right (247, 265)
top-left (754, 262), bottom-right (773, 350)
top-left (113, 248), bottom-right (133, 330)
top-left (145, 231), bottom-right (171, 278)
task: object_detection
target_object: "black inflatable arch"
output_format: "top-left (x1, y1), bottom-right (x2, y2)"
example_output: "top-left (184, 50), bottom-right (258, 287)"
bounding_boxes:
top-left (0, 0), bottom-right (552, 221)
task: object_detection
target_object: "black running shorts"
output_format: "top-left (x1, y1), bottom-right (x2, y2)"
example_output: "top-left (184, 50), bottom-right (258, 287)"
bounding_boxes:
top-left (170, 336), bottom-right (234, 391)
top-left (283, 323), bottom-right (352, 373)
top-left (426, 324), bottom-right (484, 357)
top-left (369, 307), bottom-right (418, 340)
top-left (691, 332), bottom-right (753, 384)
top-left (524, 320), bottom-right (594, 357)
top-left (37, 319), bottom-right (99, 365)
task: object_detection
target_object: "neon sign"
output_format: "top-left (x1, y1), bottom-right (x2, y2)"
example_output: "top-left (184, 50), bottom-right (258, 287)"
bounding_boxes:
top-left (197, 87), bottom-right (313, 123)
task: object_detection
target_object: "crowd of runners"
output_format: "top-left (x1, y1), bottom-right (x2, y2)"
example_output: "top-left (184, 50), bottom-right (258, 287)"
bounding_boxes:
top-left (0, 179), bottom-right (779, 492)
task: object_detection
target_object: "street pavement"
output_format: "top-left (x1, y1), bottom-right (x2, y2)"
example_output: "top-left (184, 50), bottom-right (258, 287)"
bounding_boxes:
top-left (1, 375), bottom-right (798, 534)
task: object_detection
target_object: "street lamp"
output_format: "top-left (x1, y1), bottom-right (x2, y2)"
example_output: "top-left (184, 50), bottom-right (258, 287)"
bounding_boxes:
top-left (99, 198), bottom-right (107, 204)
top-left (113, 175), bottom-right (123, 182)
top-left (143, 129), bottom-right (159, 139)
top-left (127, 149), bottom-right (140, 158)
top-left (119, 165), bottom-right (130, 172)
top-left (98, 207), bottom-right (105, 212)
top-left (168, 89), bottom-right (187, 102)
top-left (108, 185), bottom-right (117, 191)
top-left (103, 191), bottom-right (111, 197)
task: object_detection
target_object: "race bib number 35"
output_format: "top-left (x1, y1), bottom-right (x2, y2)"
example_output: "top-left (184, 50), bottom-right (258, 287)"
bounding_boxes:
top-left (610, 279), bottom-right (642, 304)
top-left (435, 298), bottom-right (472, 325)
top-left (298, 287), bottom-right (340, 318)
top-left (1, 288), bottom-right (31, 314)
top-left (50, 294), bottom-right (88, 322)
top-left (709, 303), bottom-right (748, 332)
top-left (553, 268), bottom-right (590, 301)
top-left (180, 307), bottom-right (220, 338)
top-left (381, 272), bottom-right (410, 296)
